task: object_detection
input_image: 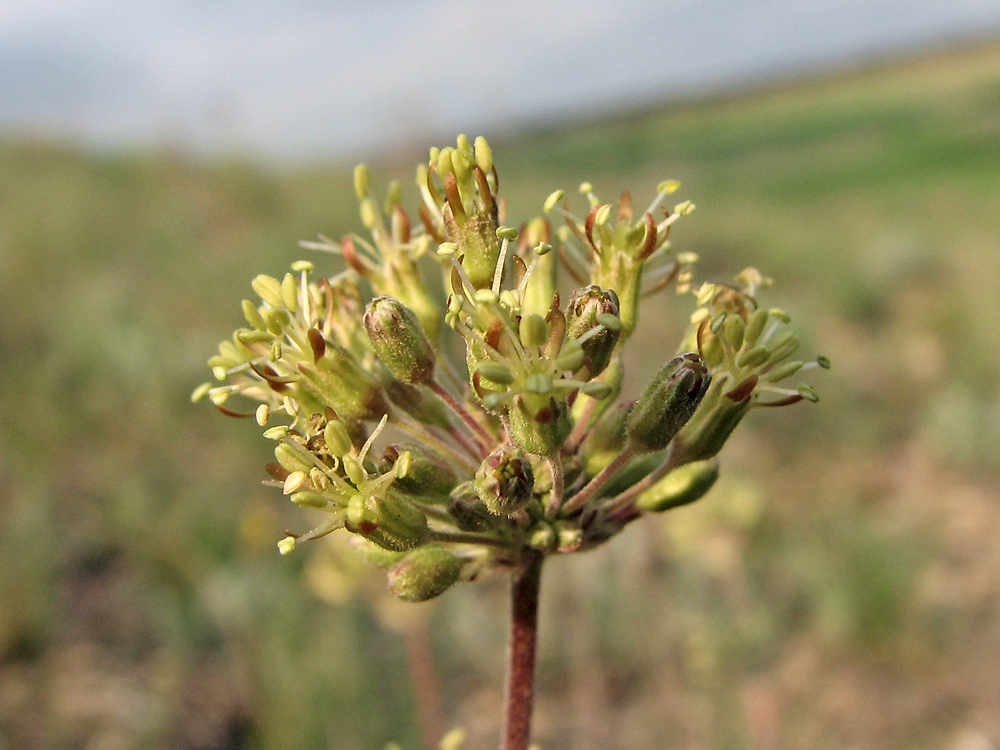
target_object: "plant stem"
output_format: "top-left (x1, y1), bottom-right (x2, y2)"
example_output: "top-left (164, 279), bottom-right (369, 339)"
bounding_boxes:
top-left (600, 443), bottom-right (682, 518)
top-left (429, 379), bottom-right (493, 455)
top-left (502, 551), bottom-right (544, 750)
top-left (544, 453), bottom-right (565, 520)
top-left (560, 445), bottom-right (635, 516)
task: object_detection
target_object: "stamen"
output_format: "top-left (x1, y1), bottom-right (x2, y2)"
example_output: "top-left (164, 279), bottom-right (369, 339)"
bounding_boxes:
top-left (298, 235), bottom-right (342, 254)
top-left (492, 236), bottom-right (510, 294)
top-left (358, 414), bottom-right (389, 465)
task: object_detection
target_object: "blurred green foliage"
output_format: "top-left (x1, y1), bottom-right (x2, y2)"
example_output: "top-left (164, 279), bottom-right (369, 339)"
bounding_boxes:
top-left (2, 38), bottom-right (1000, 749)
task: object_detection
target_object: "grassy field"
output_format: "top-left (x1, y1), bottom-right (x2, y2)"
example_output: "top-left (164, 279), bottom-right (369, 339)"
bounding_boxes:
top-left (2, 36), bottom-right (1000, 750)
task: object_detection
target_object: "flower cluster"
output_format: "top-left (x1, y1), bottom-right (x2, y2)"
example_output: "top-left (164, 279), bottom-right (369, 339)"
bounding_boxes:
top-left (195, 136), bottom-right (826, 602)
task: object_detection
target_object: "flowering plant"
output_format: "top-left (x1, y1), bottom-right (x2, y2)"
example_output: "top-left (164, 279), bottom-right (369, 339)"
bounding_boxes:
top-left (195, 136), bottom-right (825, 749)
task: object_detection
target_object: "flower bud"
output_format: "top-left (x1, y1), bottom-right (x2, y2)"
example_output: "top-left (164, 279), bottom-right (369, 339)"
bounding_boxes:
top-left (474, 447), bottom-right (535, 515)
top-left (626, 353), bottom-right (711, 453)
top-left (364, 296), bottom-right (435, 385)
top-left (387, 546), bottom-right (463, 602)
top-left (348, 493), bottom-right (430, 552)
top-left (297, 344), bottom-right (389, 423)
top-left (382, 444), bottom-right (458, 503)
top-left (507, 394), bottom-right (573, 457)
top-left (379, 375), bottom-right (453, 430)
top-left (528, 522), bottom-right (557, 551)
top-left (447, 483), bottom-right (500, 531)
top-left (635, 459), bottom-right (719, 512)
top-left (672, 377), bottom-right (754, 463)
top-left (443, 199), bottom-right (500, 289)
top-left (581, 400), bottom-right (631, 476)
top-left (565, 285), bottom-right (622, 379)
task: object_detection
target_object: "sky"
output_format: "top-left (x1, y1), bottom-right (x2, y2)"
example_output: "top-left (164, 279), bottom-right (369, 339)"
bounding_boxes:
top-left (1, 0), bottom-right (999, 161)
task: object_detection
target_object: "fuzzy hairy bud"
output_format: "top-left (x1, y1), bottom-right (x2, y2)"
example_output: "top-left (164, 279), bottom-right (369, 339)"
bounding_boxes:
top-left (382, 444), bottom-right (458, 503)
top-left (626, 353), bottom-right (711, 453)
top-left (565, 285), bottom-right (622, 379)
top-left (387, 546), bottom-right (463, 602)
top-left (635, 459), bottom-right (719, 512)
top-left (364, 296), bottom-right (436, 385)
top-left (475, 447), bottom-right (535, 515)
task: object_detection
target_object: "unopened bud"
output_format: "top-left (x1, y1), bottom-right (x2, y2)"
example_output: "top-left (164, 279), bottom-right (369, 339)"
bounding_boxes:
top-left (298, 347), bottom-right (388, 423)
top-left (475, 360), bottom-right (515, 385)
top-left (242, 299), bottom-right (265, 330)
top-left (349, 494), bottom-right (429, 552)
top-left (723, 314), bottom-right (745, 351)
top-left (364, 296), bottom-right (436, 384)
top-left (743, 307), bottom-right (769, 347)
top-left (447, 483), bottom-right (499, 532)
top-left (672, 378), bottom-right (754, 463)
top-left (281, 273), bottom-right (298, 312)
top-left (507, 394), bottom-right (572, 456)
top-left (627, 353), bottom-right (711, 453)
top-left (382, 444), bottom-right (458, 503)
top-left (635, 459), bottom-right (719, 512)
top-left (528, 522), bottom-right (556, 551)
top-left (475, 447), bottom-right (535, 515)
top-left (581, 399), bottom-right (631, 476)
top-left (565, 286), bottom-right (622, 379)
top-left (737, 345), bottom-right (771, 369)
top-left (387, 546), bottom-right (463, 602)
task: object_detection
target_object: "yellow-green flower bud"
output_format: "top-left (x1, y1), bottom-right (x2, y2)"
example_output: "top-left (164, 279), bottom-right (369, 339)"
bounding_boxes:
top-left (364, 296), bottom-right (436, 385)
top-left (626, 353), bottom-right (711, 453)
top-left (348, 494), bottom-right (429, 552)
top-left (298, 344), bottom-right (389, 423)
top-left (443, 203), bottom-right (500, 289)
top-left (528, 522), bottom-right (556, 551)
top-left (507, 394), bottom-right (573, 457)
top-left (581, 400), bottom-right (631, 476)
top-left (447, 483), bottom-right (500, 532)
top-left (387, 546), bottom-right (463, 602)
top-left (672, 377), bottom-right (755, 463)
top-left (565, 285), bottom-right (622, 379)
top-left (635, 459), bottom-right (719, 512)
top-left (382, 444), bottom-right (458, 503)
top-left (475, 447), bottom-right (535, 515)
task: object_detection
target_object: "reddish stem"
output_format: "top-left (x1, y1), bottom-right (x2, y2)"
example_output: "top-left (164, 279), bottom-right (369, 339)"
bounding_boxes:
top-left (501, 552), bottom-right (544, 750)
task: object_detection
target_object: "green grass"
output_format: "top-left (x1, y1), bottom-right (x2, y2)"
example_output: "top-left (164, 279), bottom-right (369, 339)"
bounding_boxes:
top-left (3, 36), bottom-right (1000, 750)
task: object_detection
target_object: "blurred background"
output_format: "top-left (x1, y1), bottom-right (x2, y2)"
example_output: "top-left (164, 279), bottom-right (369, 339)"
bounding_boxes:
top-left (3, 2), bottom-right (1000, 748)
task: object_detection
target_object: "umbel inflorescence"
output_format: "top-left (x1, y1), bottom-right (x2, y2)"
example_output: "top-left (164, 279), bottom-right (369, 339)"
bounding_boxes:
top-left (194, 135), bottom-right (827, 603)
